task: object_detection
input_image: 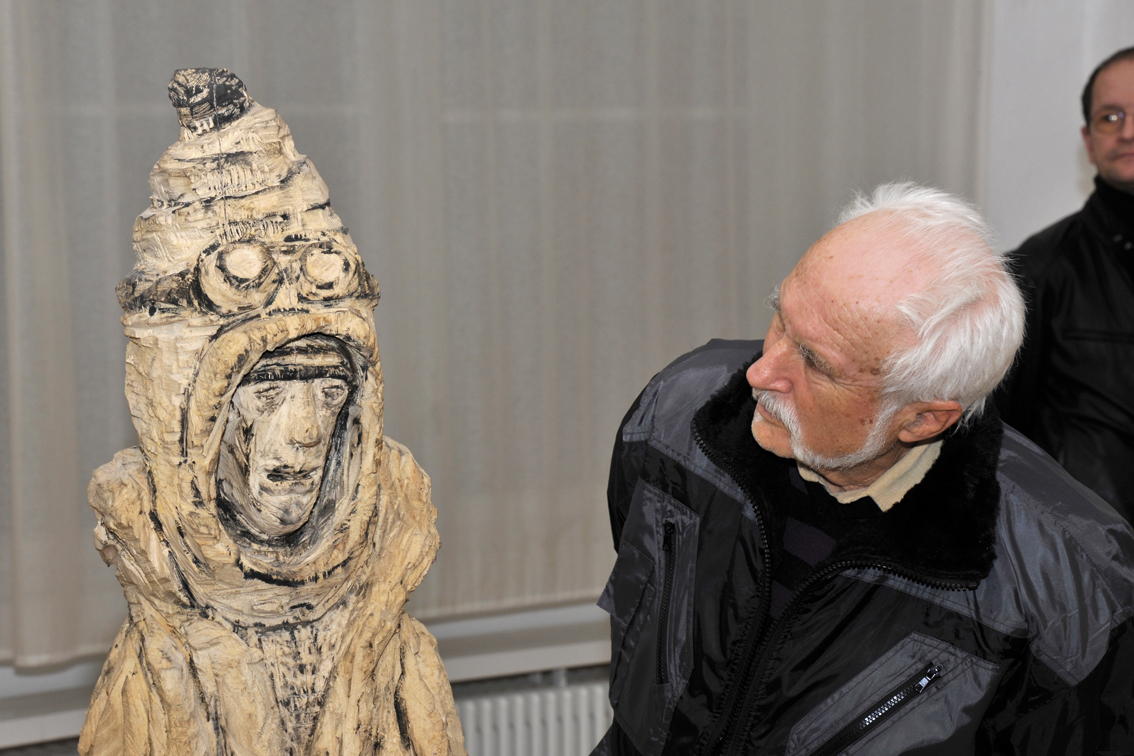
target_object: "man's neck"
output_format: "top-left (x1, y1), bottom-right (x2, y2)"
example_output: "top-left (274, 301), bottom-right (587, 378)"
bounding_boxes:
top-left (800, 440), bottom-right (943, 512)
top-left (1097, 174), bottom-right (1134, 199)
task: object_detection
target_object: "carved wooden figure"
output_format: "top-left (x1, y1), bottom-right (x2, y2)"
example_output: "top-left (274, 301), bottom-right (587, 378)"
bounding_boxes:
top-left (79, 69), bottom-right (466, 756)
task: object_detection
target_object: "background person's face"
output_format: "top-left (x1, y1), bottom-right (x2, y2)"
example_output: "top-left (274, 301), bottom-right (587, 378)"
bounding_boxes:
top-left (1083, 58), bottom-right (1134, 193)
top-left (224, 373), bottom-right (349, 538)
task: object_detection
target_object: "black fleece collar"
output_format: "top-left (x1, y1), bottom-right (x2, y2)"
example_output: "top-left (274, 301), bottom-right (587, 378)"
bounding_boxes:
top-left (692, 361), bottom-right (1002, 588)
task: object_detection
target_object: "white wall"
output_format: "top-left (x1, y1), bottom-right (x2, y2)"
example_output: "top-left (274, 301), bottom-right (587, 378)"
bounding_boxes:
top-left (5, 0), bottom-right (1134, 724)
top-left (986, 0), bottom-right (1134, 251)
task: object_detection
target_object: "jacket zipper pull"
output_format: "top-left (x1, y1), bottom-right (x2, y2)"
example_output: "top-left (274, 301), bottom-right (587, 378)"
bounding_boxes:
top-left (806, 662), bottom-right (942, 756)
top-left (913, 665), bottom-right (939, 693)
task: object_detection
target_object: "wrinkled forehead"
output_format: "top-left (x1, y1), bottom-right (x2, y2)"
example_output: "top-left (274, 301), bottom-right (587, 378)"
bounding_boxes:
top-left (241, 335), bottom-right (354, 385)
top-left (785, 216), bottom-right (928, 368)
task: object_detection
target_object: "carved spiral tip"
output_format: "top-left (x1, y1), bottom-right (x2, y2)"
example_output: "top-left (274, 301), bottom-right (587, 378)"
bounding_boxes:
top-left (168, 67), bottom-right (251, 136)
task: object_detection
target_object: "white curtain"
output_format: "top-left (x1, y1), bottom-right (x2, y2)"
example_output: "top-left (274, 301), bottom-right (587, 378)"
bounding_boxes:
top-left (0, 0), bottom-right (988, 667)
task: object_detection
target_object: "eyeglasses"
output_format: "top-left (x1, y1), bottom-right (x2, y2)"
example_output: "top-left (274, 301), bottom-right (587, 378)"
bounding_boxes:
top-left (1090, 109), bottom-right (1132, 134)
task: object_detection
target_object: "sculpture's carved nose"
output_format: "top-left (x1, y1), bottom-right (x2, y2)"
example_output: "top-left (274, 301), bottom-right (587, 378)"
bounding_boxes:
top-left (285, 385), bottom-right (321, 448)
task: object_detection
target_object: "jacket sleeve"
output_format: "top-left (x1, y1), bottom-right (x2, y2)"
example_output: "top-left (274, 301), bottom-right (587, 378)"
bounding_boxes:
top-left (995, 246), bottom-right (1051, 439)
top-left (594, 390), bottom-right (653, 756)
top-left (977, 615), bottom-right (1134, 755)
top-left (606, 388), bottom-right (648, 550)
top-left (591, 718), bottom-right (648, 756)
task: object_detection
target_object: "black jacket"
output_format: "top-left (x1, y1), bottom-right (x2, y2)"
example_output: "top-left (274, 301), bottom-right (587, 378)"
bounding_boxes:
top-left (595, 339), bottom-right (1134, 756)
top-left (996, 177), bottom-right (1134, 522)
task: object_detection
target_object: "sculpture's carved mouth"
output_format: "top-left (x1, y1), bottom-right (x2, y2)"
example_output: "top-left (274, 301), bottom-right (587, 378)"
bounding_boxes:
top-left (265, 466), bottom-right (317, 484)
top-left (260, 466), bottom-right (321, 499)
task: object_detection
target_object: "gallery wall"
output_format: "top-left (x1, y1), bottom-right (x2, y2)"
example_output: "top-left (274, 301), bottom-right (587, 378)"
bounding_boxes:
top-left (0, 0), bottom-right (1129, 675)
top-left (987, 0), bottom-right (1134, 250)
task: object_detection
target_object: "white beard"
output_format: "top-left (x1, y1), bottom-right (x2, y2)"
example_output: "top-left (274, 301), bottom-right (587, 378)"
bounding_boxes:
top-left (752, 389), bottom-right (896, 472)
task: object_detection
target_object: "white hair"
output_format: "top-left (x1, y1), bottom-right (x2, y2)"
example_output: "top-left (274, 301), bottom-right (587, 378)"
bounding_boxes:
top-left (837, 182), bottom-right (1025, 424)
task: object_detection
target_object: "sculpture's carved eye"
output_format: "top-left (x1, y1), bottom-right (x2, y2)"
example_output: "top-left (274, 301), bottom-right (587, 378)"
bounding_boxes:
top-left (297, 243), bottom-right (360, 302)
top-left (315, 378), bottom-right (349, 408)
top-left (250, 382), bottom-right (286, 412)
top-left (198, 243), bottom-right (282, 313)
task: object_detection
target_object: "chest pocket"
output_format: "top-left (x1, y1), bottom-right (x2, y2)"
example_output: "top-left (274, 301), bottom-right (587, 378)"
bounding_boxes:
top-left (598, 481), bottom-right (699, 756)
top-left (785, 632), bottom-right (1001, 756)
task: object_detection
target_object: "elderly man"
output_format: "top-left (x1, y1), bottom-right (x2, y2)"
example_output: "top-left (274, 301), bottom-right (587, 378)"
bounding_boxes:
top-left (594, 183), bottom-right (1134, 756)
top-left (995, 46), bottom-right (1134, 522)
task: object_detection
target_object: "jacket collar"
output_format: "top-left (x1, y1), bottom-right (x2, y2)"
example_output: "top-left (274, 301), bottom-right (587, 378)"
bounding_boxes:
top-left (692, 359), bottom-right (1002, 588)
top-left (1086, 176), bottom-right (1134, 243)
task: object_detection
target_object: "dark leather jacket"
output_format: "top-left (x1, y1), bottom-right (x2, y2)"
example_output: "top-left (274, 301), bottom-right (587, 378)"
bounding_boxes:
top-left (595, 339), bottom-right (1134, 756)
top-left (996, 177), bottom-right (1134, 523)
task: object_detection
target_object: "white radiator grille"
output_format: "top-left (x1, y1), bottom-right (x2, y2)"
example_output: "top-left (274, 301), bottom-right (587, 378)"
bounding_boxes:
top-left (457, 682), bottom-right (613, 756)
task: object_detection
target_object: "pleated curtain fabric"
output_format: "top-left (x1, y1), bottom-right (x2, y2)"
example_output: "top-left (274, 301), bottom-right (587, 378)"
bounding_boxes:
top-left (0, 0), bottom-right (987, 667)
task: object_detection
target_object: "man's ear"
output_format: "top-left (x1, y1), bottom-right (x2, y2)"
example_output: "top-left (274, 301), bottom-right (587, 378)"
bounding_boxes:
top-left (896, 400), bottom-right (964, 444)
top-left (1082, 124), bottom-right (1098, 166)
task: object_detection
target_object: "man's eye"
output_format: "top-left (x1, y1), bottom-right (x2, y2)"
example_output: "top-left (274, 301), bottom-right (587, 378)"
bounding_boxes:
top-left (797, 344), bottom-right (832, 377)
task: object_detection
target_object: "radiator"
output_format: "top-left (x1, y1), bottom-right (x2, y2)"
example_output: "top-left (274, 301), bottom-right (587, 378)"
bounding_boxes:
top-left (456, 682), bottom-right (613, 756)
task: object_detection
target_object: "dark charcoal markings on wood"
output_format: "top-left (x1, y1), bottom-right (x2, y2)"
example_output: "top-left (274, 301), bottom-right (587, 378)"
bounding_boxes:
top-left (78, 68), bottom-right (465, 755)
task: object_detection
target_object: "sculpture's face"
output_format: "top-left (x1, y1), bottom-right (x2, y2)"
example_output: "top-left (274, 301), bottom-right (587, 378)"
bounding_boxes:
top-left (231, 377), bottom-right (348, 536)
top-left (217, 337), bottom-right (354, 539)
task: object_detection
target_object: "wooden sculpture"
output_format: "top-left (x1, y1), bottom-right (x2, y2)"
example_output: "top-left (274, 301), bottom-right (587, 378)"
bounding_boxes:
top-left (79, 68), bottom-right (466, 756)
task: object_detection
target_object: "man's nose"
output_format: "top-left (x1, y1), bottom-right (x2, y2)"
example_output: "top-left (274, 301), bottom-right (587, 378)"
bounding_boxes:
top-left (746, 340), bottom-right (792, 394)
top-left (1121, 111), bottom-right (1134, 139)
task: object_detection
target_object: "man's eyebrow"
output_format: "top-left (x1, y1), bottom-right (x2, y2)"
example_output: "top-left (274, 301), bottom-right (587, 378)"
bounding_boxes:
top-left (796, 342), bottom-right (836, 376)
top-left (765, 285), bottom-right (781, 314)
top-left (765, 281), bottom-right (837, 377)
top-left (1094, 100), bottom-right (1125, 111)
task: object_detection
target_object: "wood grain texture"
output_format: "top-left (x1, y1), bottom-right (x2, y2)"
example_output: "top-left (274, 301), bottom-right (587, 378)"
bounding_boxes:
top-left (79, 69), bottom-right (466, 756)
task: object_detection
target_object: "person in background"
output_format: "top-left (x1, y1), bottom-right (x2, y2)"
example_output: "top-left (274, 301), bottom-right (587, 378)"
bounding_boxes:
top-left (995, 45), bottom-right (1134, 523)
top-left (593, 183), bottom-right (1134, 756)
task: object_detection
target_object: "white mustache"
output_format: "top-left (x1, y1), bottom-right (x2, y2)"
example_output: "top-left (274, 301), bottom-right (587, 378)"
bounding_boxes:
top-left (753, 389), bottom-right (801, 436)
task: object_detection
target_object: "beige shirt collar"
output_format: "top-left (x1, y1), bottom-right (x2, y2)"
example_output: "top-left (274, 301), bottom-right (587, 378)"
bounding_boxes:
top-left (797, 439), bottom-right (943, 512)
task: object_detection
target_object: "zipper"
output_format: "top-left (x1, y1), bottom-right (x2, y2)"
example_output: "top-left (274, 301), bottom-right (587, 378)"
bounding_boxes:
top-left (691, 398), bottom-right (968, 755)
top-left (715, 559), bottom-right (967, 756)
top-left (656, 520), bottom-right (677, 685)
top-left (712, 562), bottom-right (849, 756)
top-left (691, 419), bottom-right (773, 755)
top-left (807, 663), bottom-right (940, 756)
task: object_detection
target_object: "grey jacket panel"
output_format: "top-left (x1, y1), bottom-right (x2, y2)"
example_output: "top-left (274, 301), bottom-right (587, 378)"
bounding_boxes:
top-left (598, 481), bottom-right (700, 756)
top-left (623, 340), bottom-right (758, 516)
top-left (843, 426), bottom-right (1134, 689)
top-left (995, 426), bottom-right (1134, 684)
